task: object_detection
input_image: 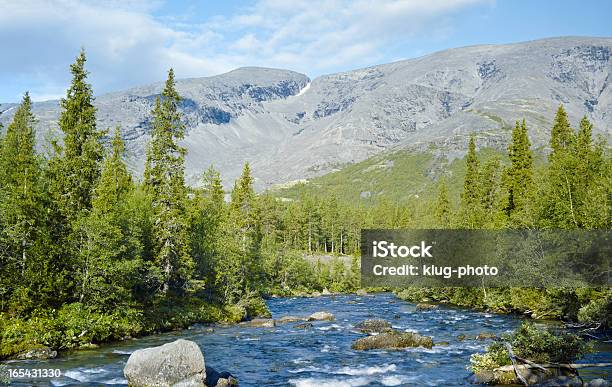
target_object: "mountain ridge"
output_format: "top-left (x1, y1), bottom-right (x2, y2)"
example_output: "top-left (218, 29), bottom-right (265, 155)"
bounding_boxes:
top-left (1, 36), bottom-right (610, 189)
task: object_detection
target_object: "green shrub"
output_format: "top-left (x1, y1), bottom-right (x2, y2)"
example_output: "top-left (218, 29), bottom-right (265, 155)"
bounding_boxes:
top-left (577, 293), bottom-right (611, 328)
top-left (239, 295), bottom-right (271, 319)
top-left (0, 298), bottom-right (234, 359)
top-left (470, 322), bottom-right (591, 373)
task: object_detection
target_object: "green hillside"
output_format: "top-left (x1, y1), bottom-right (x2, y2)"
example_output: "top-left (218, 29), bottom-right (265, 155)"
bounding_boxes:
top-left (271, 146), bottom-right (545, 206)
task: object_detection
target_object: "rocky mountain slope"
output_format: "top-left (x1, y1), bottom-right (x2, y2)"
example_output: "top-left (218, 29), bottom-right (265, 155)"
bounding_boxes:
top-left (1, 36), bottom-right (610, 189)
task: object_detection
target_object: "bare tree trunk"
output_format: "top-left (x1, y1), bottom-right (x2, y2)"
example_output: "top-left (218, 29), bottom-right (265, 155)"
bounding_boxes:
top-left (308, 220), bottom-right (312, 253)
top-left (564, 173), bottom-right (578, 227)
top-left (331, 224), bottom-right (335, 253)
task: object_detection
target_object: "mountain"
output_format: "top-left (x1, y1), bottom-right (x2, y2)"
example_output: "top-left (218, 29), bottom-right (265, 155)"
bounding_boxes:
top-left (1, 36), bottom-right (610, 189)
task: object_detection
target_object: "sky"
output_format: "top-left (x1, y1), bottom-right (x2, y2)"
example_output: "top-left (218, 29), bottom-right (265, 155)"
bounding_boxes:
top-left (1, 0), bottom-right (611, 102)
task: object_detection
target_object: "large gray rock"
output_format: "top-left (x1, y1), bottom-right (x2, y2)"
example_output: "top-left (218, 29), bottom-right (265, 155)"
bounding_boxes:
top-left (354, 319), bottom-right (393, 334)
top-left (2, 37), bottom-right (610, 190)
top-left (307, 311), bottom-right (335, 321)
top-left (351, 331), bottom-right (433, 350)
top-left (124, 339), bottom-right (206, 387)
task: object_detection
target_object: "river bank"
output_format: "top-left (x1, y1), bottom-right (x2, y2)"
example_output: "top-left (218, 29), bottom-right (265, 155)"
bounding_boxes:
top-left (3, 293), bottom-right (610, 386)
top-left (0, 295), bottom-right (271, 361)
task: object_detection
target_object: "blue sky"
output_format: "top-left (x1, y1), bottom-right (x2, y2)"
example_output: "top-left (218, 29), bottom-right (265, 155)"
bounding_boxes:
top-left (1, 0), bottom-right (611, 102)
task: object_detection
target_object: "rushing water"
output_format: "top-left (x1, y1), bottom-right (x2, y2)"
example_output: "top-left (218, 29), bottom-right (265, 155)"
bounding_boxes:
top-left (4, 293), bottom-right (611, 386)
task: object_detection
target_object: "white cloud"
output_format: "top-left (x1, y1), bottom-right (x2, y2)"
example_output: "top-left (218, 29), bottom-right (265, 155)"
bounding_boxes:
top-left (0, 0), bottom-right (489, 101)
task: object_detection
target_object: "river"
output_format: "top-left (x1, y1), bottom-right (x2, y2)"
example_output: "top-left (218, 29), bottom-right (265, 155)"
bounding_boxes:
top-left (4, 293), bottom-right (611, 386)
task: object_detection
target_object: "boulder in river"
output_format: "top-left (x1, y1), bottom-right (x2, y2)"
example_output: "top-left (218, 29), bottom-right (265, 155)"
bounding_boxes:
top-left (15, 346), bottom-right (57, 360)
top-left (205, 366), bottom-right (239, 387)
top-left (124, 339), bottom-right (206, 387)
top-left (214, 376), bottom-right (239, 387)
top-left (354, 319), bottom-right (393, 334)
top-left (307, 311), bottom-right (335, 321)
top-left (276, 315), bottom-right (305, 324)
top-left (322, 288), bottom-right (331, 295)
top-left (476, 332), bottom-right (496, 340)
top-left (294, 322), bottom-right (314, 329)
top-left (415, 303), bottom-right (438, 311)
top-left (351, 331), bottom-right (433, 350)
top-left (241, 318), bottom-right (275, 328)
top-left (470, 364), bottom-right (583, 386)
top-left (356, 289), bottom-right (368, 296)
top-left (586, 379), bottom-right (609, 387)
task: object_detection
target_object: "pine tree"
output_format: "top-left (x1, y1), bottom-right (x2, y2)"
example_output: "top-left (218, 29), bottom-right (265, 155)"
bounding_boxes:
top-left (51, 49), bottom-right (104, 221)
top-left (144, 68), bottom-right (193, 295)
top-left (459, 136), bottom-right (481, 228)
top-left (504, 119), bottom-right (534, 227)
top-left (434, 179), bottom-right (451, 227)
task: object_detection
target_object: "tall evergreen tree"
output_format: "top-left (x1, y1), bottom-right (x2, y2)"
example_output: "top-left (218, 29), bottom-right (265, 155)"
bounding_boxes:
top-left (538, 106), bottom-right (577, 227)
top-left (537, 112), bottom-right (581, 228)
top-left (92, 127), bottom-right (133, 214)
top-left (434, 179), bottom-right (451, 227)
top-left (190, 166), bottom-right (226, 289)
top-left (224, 162), bottom-right (262, 299)
top-left (549, 105), bottom-right (574, 161)
top-left (574, 117), bottom-right (608, 228)
top-left (51, 49), bottom-right (104, 221)
top-left (42, 50), bottom-right (105, 305)
top-left (504, 119), bottom-right (534, 226)
top-left (459, 136), bottom-right (481, 228)
top-left (478, 158), bottom-right (503, 228)
top-left (75, 128), bottom-right (141, 308)
top-left (0, 93), bottom-right (45, 311)
top-left (144, 69), bottom-right (193, 295)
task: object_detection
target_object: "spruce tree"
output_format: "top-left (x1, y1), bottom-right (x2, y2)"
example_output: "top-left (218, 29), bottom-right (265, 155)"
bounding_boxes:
top-left (144, 69), bottom-right (193, 295)
top-left (459, 136), bottom-right (481, 228)
top-left (549, 105), bottom-right (573, 161)
top-left (75, 127), bottom-right (141, 308)
top-left (478, 158), bottom-right (503, 228)
top-left (93, 127), bottom-right (133, 214)
top-left (0, 93), bottom-right (45, 310)
top-left (190, 166), bottom-right (226, 289)
top-left (574, 117), bottom-right (607, 228)
top-left (504, 119), bottom-right (534, 227)
top-left (42, 50), bottom-right (104, 305)
top-left (225, 162), bottom-right (262, 298)
top-left (538, 111), bottom-right (579, 228)
top-left (52, 49), bottom-right (104, 221)
top-left (434, 179), bottom-right (451, 227)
